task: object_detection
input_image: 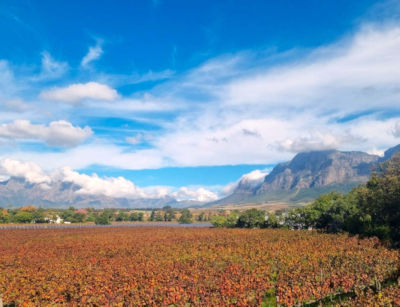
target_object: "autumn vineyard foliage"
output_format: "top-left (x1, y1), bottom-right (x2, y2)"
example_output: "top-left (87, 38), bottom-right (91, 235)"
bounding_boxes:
top-left (1, 228), bottom-right (400, 306)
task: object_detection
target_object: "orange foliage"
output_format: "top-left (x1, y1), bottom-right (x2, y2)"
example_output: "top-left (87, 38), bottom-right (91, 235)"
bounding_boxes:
top-left (19, 205), bottom-right (36, 212)
top-left (0, 228), bottom-right (398, 306)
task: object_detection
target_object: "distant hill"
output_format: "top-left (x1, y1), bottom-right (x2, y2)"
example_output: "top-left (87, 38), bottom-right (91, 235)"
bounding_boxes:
top-left (0, 177), bottom-right (203, 209)
top-left (211, 144), bottom-right (400, 206)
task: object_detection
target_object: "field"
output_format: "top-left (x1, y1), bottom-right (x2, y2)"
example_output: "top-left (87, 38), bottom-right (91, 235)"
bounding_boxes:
top-left (1, 228), bottom-right (400, 306)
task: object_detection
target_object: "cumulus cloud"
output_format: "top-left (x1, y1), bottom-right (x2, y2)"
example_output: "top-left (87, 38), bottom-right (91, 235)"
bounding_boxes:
top-left (0, 158), bottom-right (220, 202)
top-left (221, 169), bottom-right (268, 196)
top-left (171, 187), bottom-right (219, 202)
top-left (0, 159), bottom-right (51, 184)
top-left (0, 120), bottom-right (92, 147)
top-left (61, 167), bottom-right (147, 199)
top-left (240, 169), bottom-right (268, 184)
top-left (61, 168), bottom-right (218, 201)
top-left (59, 168), bottom-right (219, 201)
top-left (40, 82), bottom-right (119, 103)
top-left (81, 44), bottom-right (103, 68)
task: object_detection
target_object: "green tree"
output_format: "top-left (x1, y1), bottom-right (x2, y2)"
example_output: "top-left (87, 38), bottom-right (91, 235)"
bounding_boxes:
top-left (197, 212), bottom-right (205, 222)
top-left (13, 211), bottom-right (33, 223)
top-left (149, 210), bottom-right (156, 221)
top-left (32, 208), bottom-right (47, 223)
top-left (265, 212), bottom-right (279, 228)
top-left (95, 211), bottom-right (111, 225)
top-left (116, 212), bottom-right (129, 222)
top-left (163, 206), bottom-right (176, 221)
top-left (137, 212), bottom-right (144, 221)
top-left (316, 193), bottom-right (360, 233)
top-left (155, 211), bottom-right (164, 222)
top-left (61, 208), bottom-right (75, 222)
top-left (356, 153), bottom-right (400, 244)
top-left (178, 209), bottom-right (193, 224)
top-left (210, 215), bottom-right (227, 228)
top-left (129, 212), bottom-right (139, 221)
top-left (236, 209), bottom-right (265, 228)
top-left (86, 213), bottom-right (97, 222)
top-left (72, 212), bottom-right (86, 223)
top-left (225, 211), bottom-right (240, 228)
top-left (103, 209), bottom-right (115, 221)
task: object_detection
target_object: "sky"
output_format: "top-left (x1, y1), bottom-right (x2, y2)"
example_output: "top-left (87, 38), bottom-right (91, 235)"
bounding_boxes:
top-left (1, 0), bottom-right (400, 201)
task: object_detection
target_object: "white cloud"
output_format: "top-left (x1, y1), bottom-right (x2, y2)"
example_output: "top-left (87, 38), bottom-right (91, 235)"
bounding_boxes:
top-left (126, 133), bottom-right (145, 145)
top-left (0, 159), bottom-right (51, 184)
top-left (0, 60), bottom-right (17, 98)
top-left (220, 182), bottom-right (238, 197)
top-left (171, 186), bottom-right (219, 202)
top-left (37, 51), bottom-right (68, 80)
top-left (128, 69), bottom-right (175, 84)
top-left (275, 132), bottom-right (362, 153)
top-left (6, 143), bottom-right (165, 171)
top-left (140, 25), bottom-right (400, 167)
top-left (40, 82), bottom-right (119, 103)
top-left (61, 168), bottom-right (218, 201)
top-left (1, 99), bottom-right (29, 112)
top-left (3, 23), bottom-right (400, 172)
top-left (61, 167), bottom-right (147, 199)
top-left (367, 148), bottom-right (385, 157)
top-left (240, 169), bottom-right (268, 183)
top-left (81, 44), bottom-right (103, 68)
top-left (393, 122), bottom-right (400, 137)
top-left (221, 169), bottom-right (268, 196)
top-left (224, 26), bottom-right (400, 113)
top-left (0, 158), bottom-right (220, 202)
top-left (0, 120), bottom-right (92, 147)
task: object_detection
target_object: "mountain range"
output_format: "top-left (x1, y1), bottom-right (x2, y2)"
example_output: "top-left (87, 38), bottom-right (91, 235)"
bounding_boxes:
top-left (212, 144), bottom-right (400, 206)
top-left (1, 144), bottom-right (399, 209)
top-left (0, 177), bottom-right (202, 209)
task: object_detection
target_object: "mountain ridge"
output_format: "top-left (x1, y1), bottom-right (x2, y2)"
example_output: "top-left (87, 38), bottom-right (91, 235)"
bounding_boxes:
top-left (0, 177), bottom-right (202, 209)
top-left (211, 145), bottom-right (400, 206)
top-left (2, 144), bottom-right (400, 208)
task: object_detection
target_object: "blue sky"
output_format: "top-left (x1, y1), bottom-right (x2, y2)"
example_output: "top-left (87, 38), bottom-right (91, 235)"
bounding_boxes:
top-left (0, 0), bottom-right (400, 201)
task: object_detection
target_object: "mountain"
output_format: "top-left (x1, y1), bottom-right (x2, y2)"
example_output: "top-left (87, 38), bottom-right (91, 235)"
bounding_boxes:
top-left (3, 144), bottom-right (400, 208)
top-left (0, 177), bottom-right (202, 209)
top-left (213, 144), bottom-right (400, 206)
top-left (380, 144), bottom-right (400, 162)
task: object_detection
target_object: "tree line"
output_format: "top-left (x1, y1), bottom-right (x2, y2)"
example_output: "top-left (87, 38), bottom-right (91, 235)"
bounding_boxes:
top-left (94, 207), bottom-right (195, 225)
top-left (0, 205), bottom-right (201, 225)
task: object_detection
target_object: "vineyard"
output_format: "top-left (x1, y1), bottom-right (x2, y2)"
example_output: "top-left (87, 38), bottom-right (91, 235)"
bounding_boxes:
top-left (1, 227), bottom-right (400, 306)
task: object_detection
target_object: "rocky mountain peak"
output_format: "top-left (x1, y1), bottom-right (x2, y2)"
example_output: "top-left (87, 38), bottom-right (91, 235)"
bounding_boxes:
top-left (213, 144), bottom-right (400, 205)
